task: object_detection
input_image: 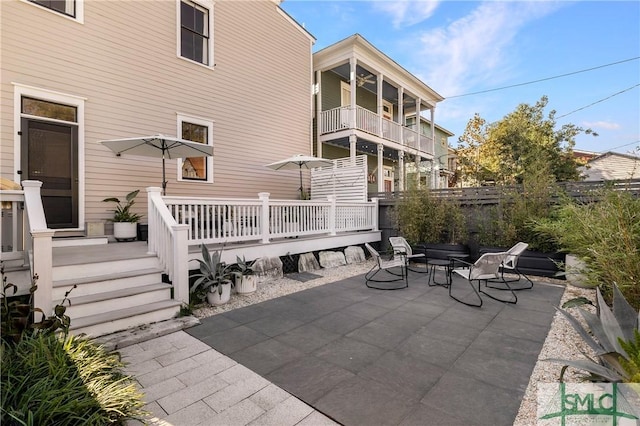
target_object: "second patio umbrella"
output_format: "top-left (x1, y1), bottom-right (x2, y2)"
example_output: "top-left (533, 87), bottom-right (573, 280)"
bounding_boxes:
top-left (101, 134), bottom-right (214, 195)
top-left (265, 154), bottom-right (333, 198)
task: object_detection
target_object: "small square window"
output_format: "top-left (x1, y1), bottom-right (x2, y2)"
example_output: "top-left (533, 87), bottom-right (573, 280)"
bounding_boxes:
top-left (177, 114), bottom-right (213, 183)
top-left (180, 0), bottom-right (209, 65)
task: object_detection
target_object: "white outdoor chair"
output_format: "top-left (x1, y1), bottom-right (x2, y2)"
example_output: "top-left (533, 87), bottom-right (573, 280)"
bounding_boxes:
top-left (389, 236), bottom-right (428, 273)
top-left (449, 252), bottom-right (517, 307)
top-left (364, 243), bottom-right (408, 290)
top-left (487, 242), bottom-right (534, 290)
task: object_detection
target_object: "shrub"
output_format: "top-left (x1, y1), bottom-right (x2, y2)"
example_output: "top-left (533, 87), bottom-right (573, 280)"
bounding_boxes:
top-left (393, 188), bottom-right (467, 245)
top-left (534, 188), bottom-right (640, 308)
top-left (1, 333), bottom-right (145, 425)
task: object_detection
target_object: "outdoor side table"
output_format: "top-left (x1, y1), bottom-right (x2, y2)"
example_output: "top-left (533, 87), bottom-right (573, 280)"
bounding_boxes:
top-left (426, 252), bottom-right (469, 287)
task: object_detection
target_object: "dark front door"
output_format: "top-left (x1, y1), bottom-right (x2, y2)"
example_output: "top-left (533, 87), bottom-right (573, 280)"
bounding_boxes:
top-left (21, 118), bottom-right (78, 229)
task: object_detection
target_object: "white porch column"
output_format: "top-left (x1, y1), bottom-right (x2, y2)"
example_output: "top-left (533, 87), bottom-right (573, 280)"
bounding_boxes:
top-left (398, 151), bottom-right (405, 191)
top-left (398, 87), bottom-right (404, 143)
top-left (430, 106), bottom-right (436, 155)
top-left (377, 143), bottom-right (384, 192)
top-left (315, 69), bottom-right (323, 158)
top-left (349, 134), bottom-right (357, 159)
top-left (258, 192), bottom-right (271, 244)
top-left (349, 58), bottom-right (357, 129)
top-left (377, 73), bottom-right (384, 137)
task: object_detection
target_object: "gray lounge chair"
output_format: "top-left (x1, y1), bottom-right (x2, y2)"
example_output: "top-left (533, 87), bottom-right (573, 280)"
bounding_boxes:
top-left (364, 243), bottom-right (408, 290)
top-left (450, 252), bottom-right (517, 307)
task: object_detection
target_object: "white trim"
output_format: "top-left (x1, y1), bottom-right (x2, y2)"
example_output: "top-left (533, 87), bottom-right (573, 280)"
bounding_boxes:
top-left (13, 83), bottom-right (86, 231)
top-left (176, 113), bottom-right (214, 184)
top-left (176, 0), bottom-right (214, 69)
top-left (20, 0), bottom-right (84, 24)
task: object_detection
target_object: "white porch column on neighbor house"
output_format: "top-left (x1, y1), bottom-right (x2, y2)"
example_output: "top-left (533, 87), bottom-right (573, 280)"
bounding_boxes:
top-left (431, 106), bottom-right (436, 155)
top-left (349, 58), bottom-right (357, 129)
top-left (398, 151), bottom-right (405, 191)
top-left (349, 134), bottom-right (357, 159)
top-left (315, 69), bottom-right (323, 158)
top-left (377, 73), bottom-right (383, 138)
top-left (398, 87), bottom-right (404, 126)
top-left (377, 143), bottom-right (384, 192)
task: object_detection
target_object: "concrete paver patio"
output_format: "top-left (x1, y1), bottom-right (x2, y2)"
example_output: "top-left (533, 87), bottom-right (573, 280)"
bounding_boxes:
top-left (184, 270), bottom-right (564, 425)
top-left (123, 269), bottom-right (563, 425)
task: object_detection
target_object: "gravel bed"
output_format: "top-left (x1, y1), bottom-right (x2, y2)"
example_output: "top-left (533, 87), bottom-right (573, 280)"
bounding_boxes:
top-left (193, 262), bottom-right (597, 425)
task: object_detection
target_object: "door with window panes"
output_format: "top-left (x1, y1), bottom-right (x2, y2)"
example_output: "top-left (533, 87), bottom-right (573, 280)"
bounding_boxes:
top-left (20, 97), bottom-right (78, 229)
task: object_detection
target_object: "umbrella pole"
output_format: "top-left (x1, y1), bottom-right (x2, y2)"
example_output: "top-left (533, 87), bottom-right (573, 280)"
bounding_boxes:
top-left (299, 166), bottom-right (304, 199)
top-left (162, 154), bottom-right (167, 196)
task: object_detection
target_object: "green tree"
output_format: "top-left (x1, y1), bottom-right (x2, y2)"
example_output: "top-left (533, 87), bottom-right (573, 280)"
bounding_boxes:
top-left (456, 96), bottom-right (596, 185)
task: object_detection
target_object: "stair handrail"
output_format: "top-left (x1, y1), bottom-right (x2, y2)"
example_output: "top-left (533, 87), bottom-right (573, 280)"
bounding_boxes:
top-left (146, 187), bottom-right (189, 305)
top-left (21, 180), bottom-right (55, 314)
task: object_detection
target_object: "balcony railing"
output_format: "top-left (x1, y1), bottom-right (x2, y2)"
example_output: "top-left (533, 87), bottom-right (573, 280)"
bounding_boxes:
top-left (320, 106), bottom-right (434, 156)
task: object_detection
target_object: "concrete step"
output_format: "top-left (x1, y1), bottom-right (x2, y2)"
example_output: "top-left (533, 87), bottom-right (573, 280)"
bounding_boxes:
top-left (53, 256), bottom-right (160, 281)
top-left (61, 283), bottom-right (172, 318)
top-left (52, 268), bottom-right (163, 299)
top-left (53, 237), bottom-right (109, 248)
top-left (70, 300), bottom-right (182, 338)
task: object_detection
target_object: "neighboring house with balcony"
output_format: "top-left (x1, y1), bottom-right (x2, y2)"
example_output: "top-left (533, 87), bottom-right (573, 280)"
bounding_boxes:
top-left (0, 1), bottom-right (381, 337)
top-left (312, 34), bottom-right (446, 193)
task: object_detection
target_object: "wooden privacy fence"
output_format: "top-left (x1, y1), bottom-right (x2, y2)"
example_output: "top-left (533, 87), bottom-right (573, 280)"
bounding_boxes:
top-left (372, 178), bottom-right (640, 205)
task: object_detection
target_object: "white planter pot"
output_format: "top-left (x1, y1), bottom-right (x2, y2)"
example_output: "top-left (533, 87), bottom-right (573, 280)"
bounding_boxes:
top-left (113, 222), bottom-right (137, 241)
top-left (236, 275), bottom-right (257, 295)
top-left (206, 283), bottom-right (232, 306)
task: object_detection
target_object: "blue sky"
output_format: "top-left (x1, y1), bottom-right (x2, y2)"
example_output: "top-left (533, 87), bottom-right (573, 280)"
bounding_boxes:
top-left (281, 1), bottom-right (640, 155)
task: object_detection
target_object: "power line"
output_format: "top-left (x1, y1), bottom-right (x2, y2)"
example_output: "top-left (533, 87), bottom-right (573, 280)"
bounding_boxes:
top-left (445, 56), bottom-right (640, 99)
top-left (604, 140), bottom-right (640, 152)
top-left (556, 84), bottom-right (640, 118)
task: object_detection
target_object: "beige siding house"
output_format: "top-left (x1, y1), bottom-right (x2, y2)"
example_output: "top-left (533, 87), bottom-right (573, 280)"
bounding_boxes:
top-left (1, 0), bottom-right (314, 233)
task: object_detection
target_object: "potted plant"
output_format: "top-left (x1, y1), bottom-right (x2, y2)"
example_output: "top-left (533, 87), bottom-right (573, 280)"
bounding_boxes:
top-left (190, 245), bottom-right (234, 306)
top-left (102, 190), bottom-right (142, 241)
top-left (232, 255), bottom-right (257, 295)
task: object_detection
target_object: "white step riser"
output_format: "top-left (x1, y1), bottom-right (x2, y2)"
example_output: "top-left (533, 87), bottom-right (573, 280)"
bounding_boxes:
top-left (70, 306), bottom-right (179, 338)
top-left (52, 273), bottom-right (163, 300)
top-left (53, 257), bottom-right (160, 281)
top-left (65, 288), bottom-right (172, 319)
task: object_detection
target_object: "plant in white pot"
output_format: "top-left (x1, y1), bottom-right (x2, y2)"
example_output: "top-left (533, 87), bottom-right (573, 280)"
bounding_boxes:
top-left (232, 256), bottom-right (257, 295)
top-left (102, 190), bottom-right (142, 241)
top-left (190, 245), bottom-right (234, 306)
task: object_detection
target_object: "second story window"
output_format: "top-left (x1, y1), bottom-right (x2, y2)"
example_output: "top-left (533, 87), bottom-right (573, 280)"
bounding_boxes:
top-left (180, 0), bottom-right (210, 65)
top-left (29, 0), bottom-right (77, 18)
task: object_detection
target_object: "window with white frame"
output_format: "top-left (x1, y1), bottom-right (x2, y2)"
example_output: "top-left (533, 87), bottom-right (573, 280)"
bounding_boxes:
top-left (179, 0), bottom-right (212, 66)
top-left (177, 114), bottom-right (213, 183)
top-left (27, 0), bottom-right (83, 21)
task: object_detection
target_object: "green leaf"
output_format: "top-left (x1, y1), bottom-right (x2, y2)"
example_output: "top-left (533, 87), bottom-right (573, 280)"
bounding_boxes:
top-left (612, 284), bottom-right (638, 342)
top-left (597, 287), bottom-right (628, 358)
top-left (544, 357), bottom-right (624, 382)
top-left (562, 297), bottom-right (594, 309)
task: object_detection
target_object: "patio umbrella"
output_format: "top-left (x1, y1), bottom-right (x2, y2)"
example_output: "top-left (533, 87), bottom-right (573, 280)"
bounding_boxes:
top-left (101, 134), bottom-right (214, 195)
top-left (265, 154), bottom-right (333, 198)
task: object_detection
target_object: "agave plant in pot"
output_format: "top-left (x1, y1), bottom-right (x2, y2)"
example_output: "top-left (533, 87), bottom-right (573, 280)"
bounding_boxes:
top-left (102, 190), bottom-right (142, 241)
top-left (190, 245), bottom-right (234, 306)
top-left (231, 256), bottom-right (257, 295)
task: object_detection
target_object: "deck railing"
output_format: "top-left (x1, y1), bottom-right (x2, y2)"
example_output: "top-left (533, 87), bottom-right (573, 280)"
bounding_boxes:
top-left (162, 192), bottom-right (379, 245)
top-left (0, 189), bottom-right (25, 262)
top-left (320, 106), bottom-right (434, 156)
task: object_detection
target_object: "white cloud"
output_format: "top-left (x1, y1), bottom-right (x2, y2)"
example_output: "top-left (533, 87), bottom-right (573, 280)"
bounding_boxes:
top-left (583, 121), bottom-right (621, 130)
top-left (373, 0), bottom-right (440, 28)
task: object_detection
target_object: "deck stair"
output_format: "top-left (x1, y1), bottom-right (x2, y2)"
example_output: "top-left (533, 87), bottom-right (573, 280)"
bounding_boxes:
top-left (51, 241), bottom-right (181, 338)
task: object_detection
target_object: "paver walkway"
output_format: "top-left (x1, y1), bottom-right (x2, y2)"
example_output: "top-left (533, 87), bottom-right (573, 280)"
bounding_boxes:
top-left (183, 270), bottom-right (564, 425)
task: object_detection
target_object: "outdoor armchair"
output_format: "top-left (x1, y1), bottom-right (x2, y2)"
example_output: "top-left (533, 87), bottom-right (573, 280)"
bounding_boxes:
top-left (364, 243), bottom-right (408, 290)
top-left (389, 237), bottom-right (427, 273)
top-left (482, 242), bottom-right (534, 290)
top-left (449, 252), bottom-right (517, 307)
